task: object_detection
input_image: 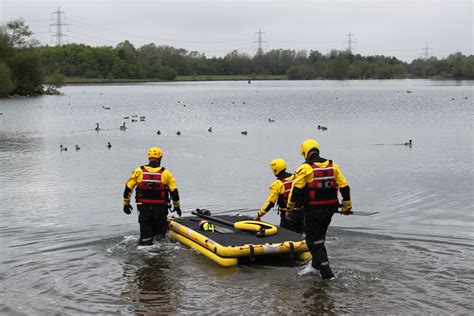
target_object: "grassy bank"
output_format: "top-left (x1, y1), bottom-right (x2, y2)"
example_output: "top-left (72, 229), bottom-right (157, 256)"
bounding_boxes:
top-left (45, 75), bottom-right (287, 85)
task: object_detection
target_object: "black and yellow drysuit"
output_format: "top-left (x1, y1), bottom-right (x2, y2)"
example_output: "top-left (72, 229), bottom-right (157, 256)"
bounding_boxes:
top-left (256, 172), bottom-right (304, 233)
top-left (287, 154), bottom-right (351, 279)
top-left (123, 160), bottom-right (180, 245)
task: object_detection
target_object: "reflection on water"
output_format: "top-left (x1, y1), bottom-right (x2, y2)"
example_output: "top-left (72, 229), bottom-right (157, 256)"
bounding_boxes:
top-left (122, 251), bottom-right (175, 313)
top-left (0, 80), bottom-right (472, 314)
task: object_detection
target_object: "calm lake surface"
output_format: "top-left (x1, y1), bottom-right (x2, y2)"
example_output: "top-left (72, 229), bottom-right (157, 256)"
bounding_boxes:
top-left (0, 80), bottom-right (472, 314)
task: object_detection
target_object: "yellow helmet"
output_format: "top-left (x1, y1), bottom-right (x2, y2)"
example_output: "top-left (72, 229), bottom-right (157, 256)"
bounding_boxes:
top-left (300, 139), bottom-right (320, 159)
top-left (147, 147), bottom-right (163, 159)
top-left (269, 158), bottom-right (287, 176)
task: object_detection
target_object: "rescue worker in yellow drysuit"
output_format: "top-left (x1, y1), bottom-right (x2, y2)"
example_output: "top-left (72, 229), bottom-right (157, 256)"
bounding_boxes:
top-left (286, 139), bottom-right (352, 279)
top-left (254, 158), bottom-right (304, 233)
top-left (123, 147), bottom-right (181, 245)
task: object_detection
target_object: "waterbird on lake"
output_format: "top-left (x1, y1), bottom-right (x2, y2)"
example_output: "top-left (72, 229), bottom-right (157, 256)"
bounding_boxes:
top-left (75, 145), bottom-right (80, 151)
top-left (131, 115), bottom-right (138, 118)
top-left (404, 140), bottom-right (413, 146)
top-left (140, 116), bottom-right (146, 121)
top-left (107, 142), bottom-right (112, 149)
top-left (407, 90), bottom-right (413, 93)
top-left (177, 131), bottom-right (181, 136)
top-left (317, 125), bottom-right (328, 131)
top-left (95, 123), bottom-right (100, 131)
top-left (60, 145), bottom-right (67, 152)
top-left (462, 96), bottom-right (468, 99)
top-left (157, 130), bottom-right (161, 135)
top-left (123, 116), bottom-right (129, 119)
top-left (102, 106), bottom-right (111, 110)
top-left (241, 131), bottom-right (248, 135)
top-left (208, 127), bottom-right (212, 133)
top-left (268, 118), bottom-right (275, 123)
top-left (120, 122), bottom-right (126, 130)
top-left (131, 119), bottom-right (138, 122)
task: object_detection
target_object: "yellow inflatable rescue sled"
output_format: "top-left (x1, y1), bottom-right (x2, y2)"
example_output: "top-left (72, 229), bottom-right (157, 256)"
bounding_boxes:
top-left (168, 209), bottom-right (311, 267)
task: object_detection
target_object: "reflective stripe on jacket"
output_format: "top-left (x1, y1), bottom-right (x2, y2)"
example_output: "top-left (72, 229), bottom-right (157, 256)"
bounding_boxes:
top-left (135, 166), bottom-right (169, 204)
top-left (307, 161), bottom-right (339, 206)
top-left (277, 175), bottom-right (296, 210)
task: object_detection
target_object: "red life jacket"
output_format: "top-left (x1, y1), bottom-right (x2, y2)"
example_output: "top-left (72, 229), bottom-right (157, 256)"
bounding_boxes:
top-left (277, 175), bottom-right (296, 209)
top-left (307, 161), bottom-right (339, 206)
top-left (135, 166), bottom-right (169, 205)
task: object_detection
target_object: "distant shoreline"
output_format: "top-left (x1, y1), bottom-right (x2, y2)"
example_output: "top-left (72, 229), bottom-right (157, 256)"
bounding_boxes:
top-left (46, 75), bottom-right (473, 85)
top-left (49, 75), bottom-right (286, 85)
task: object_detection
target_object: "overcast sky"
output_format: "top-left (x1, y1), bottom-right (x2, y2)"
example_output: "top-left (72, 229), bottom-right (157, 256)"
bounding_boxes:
top-left (1, 0), bottom-right (472, 61)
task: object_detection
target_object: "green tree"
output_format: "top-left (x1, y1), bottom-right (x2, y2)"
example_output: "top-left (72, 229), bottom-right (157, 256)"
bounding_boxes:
top-left (287, 65), bottom-right (317, 80)
top-left (158, 66), bottom-right (177, 80)
top-left (114, 41), bottom-right (142, 78)
top-left (5, 18), bottom-right (38, 48)
top-left (9, 49), bottom-right (43, 95)
top-left (331, 55), bottom-right (350, 79)
top-left (0, 19), bottom-right (43, 96)
top-left (0, 61), bottom-right (15, 96)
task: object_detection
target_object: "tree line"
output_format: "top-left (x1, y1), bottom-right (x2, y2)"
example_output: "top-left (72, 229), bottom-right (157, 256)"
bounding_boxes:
top-left (38, 42), bottom-right (474, 81)
top-left (1, 19), bottom-right (473, 97)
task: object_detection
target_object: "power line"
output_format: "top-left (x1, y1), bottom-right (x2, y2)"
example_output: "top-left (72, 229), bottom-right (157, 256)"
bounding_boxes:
top-left (67, 35), bottom-right (111, 46)
top-left (267, 38), bottom-right (340, 45)
top-left (50, 7), bottom-right (68, 46)
top-left (68, 31), bottom-right (117, 45)
top-left (68, 18), bottom-right (250, 44)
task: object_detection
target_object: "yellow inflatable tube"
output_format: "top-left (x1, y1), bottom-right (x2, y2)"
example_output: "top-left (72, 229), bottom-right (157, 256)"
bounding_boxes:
top-left (234, 220), bottom-right (278, 236)
top-left (169, 231), bottom-right (238, 267)
top-left (169, 220), bottom-right (309, 258)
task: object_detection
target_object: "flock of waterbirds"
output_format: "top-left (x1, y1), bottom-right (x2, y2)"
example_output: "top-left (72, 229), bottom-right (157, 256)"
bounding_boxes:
top-left (54, 90), bottom-right (439, 153)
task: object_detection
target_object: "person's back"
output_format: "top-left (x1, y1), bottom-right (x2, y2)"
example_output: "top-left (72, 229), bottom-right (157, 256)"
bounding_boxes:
top-left (286, 139), bottom-right (352, 279)
top-left (122, 147), bottom-right (182, 245)
top-left (254, 158), bottom-right (304, 233)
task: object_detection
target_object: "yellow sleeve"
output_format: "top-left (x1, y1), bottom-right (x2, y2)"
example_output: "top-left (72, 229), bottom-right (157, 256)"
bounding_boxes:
top-left (258, 180), bottom-right (283, 217)
top-left (161, 169), bottom-right (178, 191)
top-left (287, 164), bottom-right (313, 204)
top-left (125, 167), bottom-right (143, 191)
top-left (333, 162), bottom-right (349, 188)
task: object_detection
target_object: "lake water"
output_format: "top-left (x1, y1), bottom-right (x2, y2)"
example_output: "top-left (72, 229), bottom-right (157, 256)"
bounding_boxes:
top-left (0, 80), bottom-right (472, 314)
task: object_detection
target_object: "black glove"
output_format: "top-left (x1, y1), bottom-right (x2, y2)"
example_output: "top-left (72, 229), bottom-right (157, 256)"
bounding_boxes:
top-left (174, 207), bottom-right (182, 217)
top-left (123, 204), bottom-right (133, 215)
